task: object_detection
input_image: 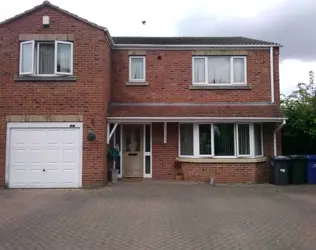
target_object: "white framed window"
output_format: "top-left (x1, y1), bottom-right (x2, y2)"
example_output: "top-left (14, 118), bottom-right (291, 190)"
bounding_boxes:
top-left (129, 56), bottom-right (146, 82)
top-left (19, 40), bottom-right (73, 76)
top-left (236, 124), bottom-right (251, 156)
top-left (179, 123), bottom-right (262, 158)
top-left (192, 56), bottom-right (247, 85)
top-left (254, 123), bottom-right (263, 156)
top-left (20, 41), bottom-right (35, 75)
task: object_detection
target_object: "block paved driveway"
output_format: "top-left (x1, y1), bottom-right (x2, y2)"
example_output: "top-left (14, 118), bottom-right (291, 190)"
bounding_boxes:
top-left (1, 182), bottom-right (316, 250)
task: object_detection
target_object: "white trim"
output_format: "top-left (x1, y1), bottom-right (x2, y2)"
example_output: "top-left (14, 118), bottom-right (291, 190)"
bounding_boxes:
top-left (254, 123), bottom-right (264, 157)
top-left (116, 44), bottom-right (281, 49)
top-left (37, 42), bottom-right (56, 76)
top-left (236, 123), bottom-right (251, 157)
top-left (5, 122), bottom-right (83, 188)
top-left (232, 56), bottom-right (247, 84)
top-left (192, 57), bottom-right (207, 84)
top-left (119, 124), bottom-right (123, 178)
top-left (55, 41), bottom-right (73, 75)
top-left (108, 117), bottom-right (287, 123)
top-left (197, 124), bottom-right (214, 157)
top-left (129, 56), bottom-right (146, 82)
top-left (178, 122), bottom-right (265, 159)
top-left (270, 47), bottom-right (275, 103)
top-left (107, 123), bottom-right (118, 144)
top-left (143, 124), bottom-right (152, 178)
top-left (19, 40), bottom-right (35, 75)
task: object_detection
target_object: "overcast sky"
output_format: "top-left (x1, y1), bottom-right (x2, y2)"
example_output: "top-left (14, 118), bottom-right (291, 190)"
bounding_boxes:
top-left (1, 0), bottom-right (315, 95)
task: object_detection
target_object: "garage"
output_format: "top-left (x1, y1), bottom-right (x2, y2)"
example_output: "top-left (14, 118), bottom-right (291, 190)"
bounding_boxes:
top-left (6, 122), bottom-right (83, 188)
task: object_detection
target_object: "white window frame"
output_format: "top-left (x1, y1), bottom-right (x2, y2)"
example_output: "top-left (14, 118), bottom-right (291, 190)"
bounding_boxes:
top-left (192, 57), bottom-right (208, 84)
top-left (254, 123), bottom-right (264, 157)
top-left (231, 56), bottom-right (247, 84)
top-left (55, 41), bottom-right (74, 76)
top-left (129, 56), bottom-right (146, 82)
top-left (19, 40), bottom-right (35, 75)
top-left (197, 123), bottom-right (214, 157)
top-left (179, 122), bottom-right (263, 158)
top-left (192, 56), bottom-right (247, 85)
top-left (36, 42), bottom-right (55, 76)
top-left (19, 40), bottom-right (73, 76)
top-left (236, 123), bottom-right (252, 157)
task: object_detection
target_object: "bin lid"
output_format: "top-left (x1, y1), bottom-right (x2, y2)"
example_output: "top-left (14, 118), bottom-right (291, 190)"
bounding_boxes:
top-left (272, 156), bottom-right (291, 161)
top-left (289, 155), bottom-right (307, 160)
top-left (306, 155), bottom-right (316, 160)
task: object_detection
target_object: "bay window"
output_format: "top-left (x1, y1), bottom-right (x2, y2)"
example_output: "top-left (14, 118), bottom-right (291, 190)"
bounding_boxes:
top-left (19, 40), bottom-right (73, 76)
top-left (179, 123), bottom-right (263, 158)
top-left (192, 56), bottom-right (247, 85)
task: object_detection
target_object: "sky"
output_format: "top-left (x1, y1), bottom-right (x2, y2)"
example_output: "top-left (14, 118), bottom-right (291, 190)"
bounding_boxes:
top-left (1, 0), bottom-right (315, 95)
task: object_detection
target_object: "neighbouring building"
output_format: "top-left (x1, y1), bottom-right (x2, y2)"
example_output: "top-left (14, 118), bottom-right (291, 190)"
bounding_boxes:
top-left (0, 1), bottom-right (286, 188)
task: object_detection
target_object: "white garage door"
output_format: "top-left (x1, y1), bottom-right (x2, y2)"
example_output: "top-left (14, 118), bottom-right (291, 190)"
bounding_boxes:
top-left (7, 122), bottom-right (83, 188)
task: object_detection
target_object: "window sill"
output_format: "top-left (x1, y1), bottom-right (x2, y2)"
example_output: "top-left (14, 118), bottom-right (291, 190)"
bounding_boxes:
top-left (126, 81), bottom-right (149, 86)
top-left (189, 85), bottom-right (251, 90)
top-left (176, 157), bottom-right (267, 163)
top-left (14, 76), bottom-right (77, 82)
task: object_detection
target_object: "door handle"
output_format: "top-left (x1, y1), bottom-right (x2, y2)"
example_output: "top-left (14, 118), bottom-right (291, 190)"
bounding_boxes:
top-left (128, 153), bottom-right (138, 156)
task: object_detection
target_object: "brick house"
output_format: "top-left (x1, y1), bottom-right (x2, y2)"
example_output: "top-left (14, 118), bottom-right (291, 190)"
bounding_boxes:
top-left (0, 1), bottom-right (286, 188)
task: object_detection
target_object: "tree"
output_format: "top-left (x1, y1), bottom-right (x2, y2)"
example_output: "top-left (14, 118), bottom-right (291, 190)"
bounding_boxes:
top-left (281, 71), bottom-right (316, 154)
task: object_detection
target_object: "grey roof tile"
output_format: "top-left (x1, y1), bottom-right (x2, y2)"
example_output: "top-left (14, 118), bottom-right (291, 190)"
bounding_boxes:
top-left (112, 36), bottom-right (280, 46)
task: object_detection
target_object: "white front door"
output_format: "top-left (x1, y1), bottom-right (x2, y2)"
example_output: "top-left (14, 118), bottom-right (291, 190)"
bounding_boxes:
top-left (6, 122), bottom-right (82, 188)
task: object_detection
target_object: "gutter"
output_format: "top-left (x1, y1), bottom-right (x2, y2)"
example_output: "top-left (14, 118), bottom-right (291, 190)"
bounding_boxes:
top-left (107, 117), bottom-right (287, 123)
top-left (114, 44), bottom-right (281, 49)
top-left (273, 120), bottom-right (286, 156)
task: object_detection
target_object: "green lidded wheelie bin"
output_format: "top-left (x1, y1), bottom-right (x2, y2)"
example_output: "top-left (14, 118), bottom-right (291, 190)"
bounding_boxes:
top-left (289, 155), bottom-right (307, 184)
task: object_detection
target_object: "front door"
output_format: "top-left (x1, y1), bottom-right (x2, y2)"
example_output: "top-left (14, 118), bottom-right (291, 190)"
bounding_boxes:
top-left (122, 125), bottom-right (143, 177)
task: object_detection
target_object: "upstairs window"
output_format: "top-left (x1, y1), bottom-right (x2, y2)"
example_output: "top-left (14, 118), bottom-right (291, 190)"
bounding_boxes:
top-left (19, 40), bottom-right (73, 76)
top-left (129, 56), bottom-right (145, 82)
top-left (193, 56), bottom-right (247, 85)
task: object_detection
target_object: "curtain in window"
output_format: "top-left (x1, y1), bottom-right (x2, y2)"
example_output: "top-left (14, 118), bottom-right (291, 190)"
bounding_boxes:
top-left (21, 42), bottom-right (33, 73)
top-left (57, 43), bottom-right (71, 73)
top-left (214, 124), bottom-right (235, 156)
top-left (38, 43), bottom-right (55, 74)
top-left (208, 57), bottom-right (230, 84)
top-left (238, 124), bottom-right (250, 155)
top-left (199, 124), bottom-right (212, 155)
top-left (254, 124), bottom-right (262, 155)
top-left (180, 124), bottom-right (193, 155)
top-left (194, 58), bottom-right (205, 83)
top-left (131, 58), bottom-right (144, 80)
top-left (233, 58), bottom-right (245, 83)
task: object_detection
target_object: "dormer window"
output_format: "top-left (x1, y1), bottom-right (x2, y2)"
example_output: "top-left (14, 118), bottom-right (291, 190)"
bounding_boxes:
top-left (19, 40), bottom-right (73, 76)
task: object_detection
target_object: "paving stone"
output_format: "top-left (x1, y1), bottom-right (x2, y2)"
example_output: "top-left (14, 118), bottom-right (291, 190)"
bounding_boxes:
top-left (0, 182), bottom-right (316, 249)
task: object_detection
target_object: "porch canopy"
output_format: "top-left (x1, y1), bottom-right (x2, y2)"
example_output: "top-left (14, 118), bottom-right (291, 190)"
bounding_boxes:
top-left (108, 103), bottom-right (285, 123)
top-left (107, 103), bottom-right (286, 145)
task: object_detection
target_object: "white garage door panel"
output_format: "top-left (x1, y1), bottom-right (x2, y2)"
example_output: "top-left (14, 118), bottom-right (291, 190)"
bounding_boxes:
top-left (7, 124), bottom-right (82, 188)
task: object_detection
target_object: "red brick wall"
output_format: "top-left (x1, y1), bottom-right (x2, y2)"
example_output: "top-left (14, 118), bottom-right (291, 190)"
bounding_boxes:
top-left (152, 123), bottom-right (178, 179)
top-left (111, 49), bottom-right (276, 103)
top-left (151, 122), bottom-right (271, 183)
top-left (0, 6), bottom-right (111, 187)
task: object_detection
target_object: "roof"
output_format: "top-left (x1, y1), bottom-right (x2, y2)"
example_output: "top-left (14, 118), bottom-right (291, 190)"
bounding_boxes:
top-left (0, 1), bottom-right (106, 30)
top-left (108, 104), bottom-right (285, 121)
top-left (0, 2), bottom-right (280, 48)
top-left (112, 36), bottom-right (280, 47)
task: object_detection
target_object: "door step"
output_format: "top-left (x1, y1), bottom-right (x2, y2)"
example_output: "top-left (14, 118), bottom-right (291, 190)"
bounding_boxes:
top-left (122, 177), bottom-right (143, 182)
